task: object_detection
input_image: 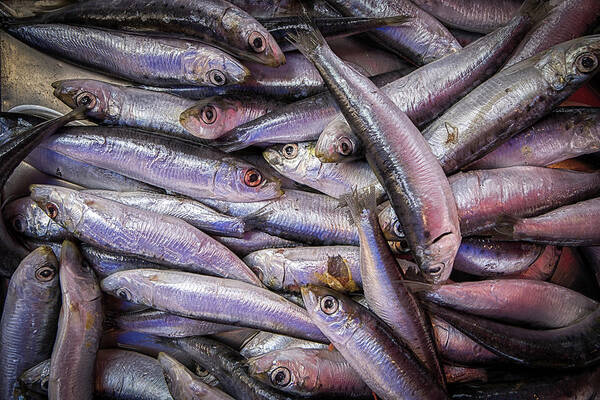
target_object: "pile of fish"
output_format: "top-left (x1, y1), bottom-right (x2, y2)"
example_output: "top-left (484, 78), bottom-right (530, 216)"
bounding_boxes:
top-left (1, 0), bottom-right (600, 398)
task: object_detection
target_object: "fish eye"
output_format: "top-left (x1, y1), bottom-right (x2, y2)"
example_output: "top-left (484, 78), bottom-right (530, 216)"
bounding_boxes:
top-left (115, 287), bottom-right (132, 302)
top-left (249, 31), bottom-right (266, 53)
top-left (337, 136), bottom-right (353, 156)
top-left (201, 105), bottom-right (217, 124)
top-left (75, 92), bottom-right (97, 109)
top-left (40, 377), bottom-right (49, 392)
top-left (270, 366), bottom-right (291, 387)
top-left (208, 69), bottom-right (226, 86)
top-left (320, 295), bottom-right (339, 315)
top-left (11, 216), bottom-right (25, 233)
top-left (576, 53), bottom-right (598, 73)
top-left (282, 144), bottom-right (298, 159)
top-left (243, 169), bottom-right (262, 187)
top-left (45, 203), bottom-right (59, 219)
top-left (35, 265), bottom-right (56, 282)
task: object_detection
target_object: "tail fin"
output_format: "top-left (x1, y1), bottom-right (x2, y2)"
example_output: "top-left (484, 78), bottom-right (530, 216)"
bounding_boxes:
top-left (242, 204), bottom-right (273, 231)
top-left (286, 16), bottom-right (328, 62)
top-left (494, 214), bottom-right (520, 237)
top-left (518, 0), bottom-right (555, 24)
top-left (342, 186), bottom-right (379, 224)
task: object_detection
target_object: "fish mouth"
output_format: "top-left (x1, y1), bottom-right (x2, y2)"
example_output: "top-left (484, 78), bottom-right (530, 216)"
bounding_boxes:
top-left (262, 148), bottom-right (283, 168)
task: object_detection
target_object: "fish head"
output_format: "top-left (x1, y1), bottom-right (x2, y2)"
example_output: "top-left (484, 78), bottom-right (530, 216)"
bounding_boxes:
top-left (247, 349), bottom-right (320, 394)
top-left (315, 116), bottom-right (362, 163)
top-left (52, 79), bottom-right (119, 122)
top-left (18, 359), bottom-right (51, 396)
top-left (418, 230), bottom-right (460, 284)
top-left (184, 46), bottom-right (250, 86)
top-left (243, 249), bottom-right (286, 290)
top-left (100, 269), bottom-right (160, 308)
top-left (3, 196), bottom-right (69, 241)
top-left (10, 245), bottom-right (59, 302)
top-left (377, 202), bottom-right (407, 242)
top-left (300, 285), bottom-right (362, 343)
top-left (215, 159), bottom-right (283, 202)
top-left (59, 240), bottom-right (101, 302)
top-left (29, 184), bottom-right (87, 234)
top-left (180, 96), bottom-right (246, 139)
top-left (263, 142), bottom-right (320, 183)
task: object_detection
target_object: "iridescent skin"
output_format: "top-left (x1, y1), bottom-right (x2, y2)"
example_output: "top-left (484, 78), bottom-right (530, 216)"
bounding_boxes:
top-left (26, 146), bottom-right (160, 192)
top-left (158, 353), bottom-right (234, 400)
top-left (0, 246), bottom-right (59, 400)
top-left (263, 141), bottom-right (380, 198)
top-left (214, 231), bottom-right (300, 257)
top-left (95, 350), bottom-right (172, 400)
top-left (239, 331), bottom-right (327, 358)
top-left (101, 269), bottom-right (328, 342)
top-left (503, 197), bottom-right (600, 246)
top-left (227, 0), bottom-right (339, 17)
top-left (180, 95), bottom-right (283, 139)
top-left (27, 0), bottom-right (285, 66)
top-left (243, 245), bottom-right (362, 292)
top-left (29, 185), bottom-right (262, 285)
top-left (3, 162), bottom-right (83, 202)
top-left (291, 27), bottom-right (461, 283)
top-left (3, 196), bottom-right (70, 242)
top-left (316, 0), bottom-right (554, 162)
top-left (468, 107), bottom-right (600, 169)
top-left (8, 25), bottom-right (249, 87)
top-left (84, 190), bottom-right (246, 238)
top-left (49, 241), bottom-right (103, 400)
top-left (411, 0), bottom-right (522, 33)
top-left (504, 0), bottom-right (600, 68)
top-left (425, 35), bottom-right (600, 173)
top-left (79, 245), bottom-right (166, 279)
top-left (413, 279), bottom-right (598, 329)
top-left (248, 348), bottom-right (370, 397)
top-left (41, 126), bottom-right (282, 202)
top-left (301, 286), bottom-right (447, 400)
top-left (324, 0), bottom-right (460, 65)
top-left (506, 245), bottom-right (561, 281)
top-left (53, 79), bottom-right (196, 137)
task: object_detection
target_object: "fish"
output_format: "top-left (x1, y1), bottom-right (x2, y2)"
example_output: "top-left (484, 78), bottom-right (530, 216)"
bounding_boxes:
top-left (214, 231), bottom-right (301, 257)
top-left (40, 126), bottom-right (282, 202)
top-left (174, 336), bottom-right (297, 400)
top-left (11, 0), bottom-right (285, 66)
top-left (79, 245), bottom-right (167, 279)
top-left (29, 185), bottom-right (262, 285)
top-left (408, 279), bottom-right (598, 329)
top-left (238, 331), bottom-right (327, 358)
top-left (227, 0), bottom-right (340, 18)
top-left (425, 35), bottom-right (600, 174)
top-left (289, 22), bottom-right (461, 283)
top-left (411, 0), bottom-right (522, 33)
top-left (504, 245), bottom-right (561, 281)
top-left (101, 269), bottom-right (328, 342)
top-left (49, 240), bottom-right (103, 400)
top-left (0, 246), bottom-right (60, 400)
top-left (6, 24), bottom-right (250, 87)
top-left (3, 196), bottom-right (70, 242)
top-left (301, 285), bottom-right (447, 399)
top-left (83, 190), bottom-right (247, 238)
top-left (3, 162), bottom-right (84, 201)
top-left (158, 352), bottom-right (235, 400)
top-left (495, 197), bottom-right (600, 246)
top-left (467, 107), bottom-right (600, 169)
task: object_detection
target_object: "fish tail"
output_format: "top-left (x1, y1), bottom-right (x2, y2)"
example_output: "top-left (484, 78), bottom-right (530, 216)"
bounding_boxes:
top-left (343, 185), bottom-right (379, 224)
top-left (494, 214), bottom-right (520, 237)
top-left (241, 206), bottom-right (271, 231)
top-left (286, 17), bottom-right (328, 62)
top-left (66, 104), bottom-right (89, 122)
top-left (374, 15), bottom-right (412, 28)
top-left (518, 0), bottom-right (555, 24)
top-left (401, 280), bottom-right (436, 294)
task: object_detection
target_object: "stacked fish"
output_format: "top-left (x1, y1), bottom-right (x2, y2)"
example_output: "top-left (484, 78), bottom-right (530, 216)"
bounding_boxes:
top-left (1, 0), bottom-right (600, 398)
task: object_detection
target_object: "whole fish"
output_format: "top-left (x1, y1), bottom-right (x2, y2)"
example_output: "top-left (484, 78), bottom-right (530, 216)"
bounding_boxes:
top-left (13, 0), bottom-right (285, 66)
top-left (346, 190), bottom-right (445, 387)
top-left (496, 197), bottom-right (600, 246)
top-left (79, 245), bottom-right (167, 279)
top-left (301, 285), bottom-right (447, 399)
top-left (3, 196), bottom-right (70, 242)
top-left (243, 245), bottom-right (362, 292)
top-left (0, 246), bottom-right (60, 400)
top-left (83, 190), bottom-right (246, 237)
top-left (409, 279), bottom-right (598, 329)
top-left (26, 146), bottom-right (161, 192)
top-left (248, 348), bottom-right (370, 397)
top-left (112, 310), bottom-right (237, 338)
top-left (426, 301), bottom-right (600, 368)
top-left (174, 336), bottom-right (297, 400)
top-left (239, 331), bottom-right (327, 358)
top-left (95, 349), bottom-right (173, 400)
top-left (29, 185), bottom-right (262, 285)
top-left (49, 240), bottom-right (103, 400)
top-left (467, 107), bottom-right (600, 169)
top-left (158, 352), bottom-right (235, 400)
top-left (263, 141), bottom-right (381, 198)
top-left (101, 269), bottom-right (328, 342)
top-left (40, 126), bottom-right (282, 202)
top-left (290, 23), bottom-right (461, 283)
top-left (214, 231), bottom-right (301, 256)
top-left (6, 25), bottom-right (250, 87)
top-left (425, 35), bottom-right (600, 173)
top-left (411, 0), bottom-right (522, 33)
top-left (504, 0), bottom-right (600, 68)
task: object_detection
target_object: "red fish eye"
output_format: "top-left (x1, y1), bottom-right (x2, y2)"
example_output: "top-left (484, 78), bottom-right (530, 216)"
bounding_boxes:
top-left (249, 31), bottom-right (266, 53)
top-left (75, 92), bottom-right (97, 109)
top-left (45, 203), bottom-right (59, 219)
top-left (244, 169), bottom-right (262, 187)
top-left (201, 105), bottom-right (217, 124)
